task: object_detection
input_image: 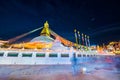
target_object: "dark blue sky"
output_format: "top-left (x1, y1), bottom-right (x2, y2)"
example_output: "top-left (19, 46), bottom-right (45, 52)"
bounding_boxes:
top-left (0, 0), bottom-right (120, 45)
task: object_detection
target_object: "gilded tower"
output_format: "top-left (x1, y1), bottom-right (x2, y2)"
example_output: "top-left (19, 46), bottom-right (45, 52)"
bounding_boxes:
top-left (40, 21), bottom-right (50, 36)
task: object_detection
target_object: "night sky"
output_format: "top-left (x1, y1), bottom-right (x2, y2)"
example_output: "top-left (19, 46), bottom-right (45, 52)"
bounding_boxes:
top-left (0, 0), bottom-right (120, 45)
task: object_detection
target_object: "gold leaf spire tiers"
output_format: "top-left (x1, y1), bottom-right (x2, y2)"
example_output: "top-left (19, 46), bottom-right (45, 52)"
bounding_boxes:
top-left (40, 21), bottom-right (50, 36)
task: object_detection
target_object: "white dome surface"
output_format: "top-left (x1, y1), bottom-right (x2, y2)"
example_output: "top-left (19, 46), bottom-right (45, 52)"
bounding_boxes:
top-left (30, 35), bottom-right (54, 43)
top-left (51, 39), bottom-right (68, 50)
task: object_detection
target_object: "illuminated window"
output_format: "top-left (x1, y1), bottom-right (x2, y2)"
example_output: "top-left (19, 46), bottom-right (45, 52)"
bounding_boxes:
top-left (0, 52), bottom-right (4, 56)
top-left (61, 54), bottom-right (69, 57)
top-left (22, 53), bottom-right (32, 57)
top-left (36, 53), bottom-right (45, 57)
top-left (7, 52), bottom-right (18, 57)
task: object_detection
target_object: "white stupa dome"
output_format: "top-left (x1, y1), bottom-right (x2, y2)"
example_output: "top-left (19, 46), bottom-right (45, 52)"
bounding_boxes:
top-left (30, 35), bottom-right (54, 43)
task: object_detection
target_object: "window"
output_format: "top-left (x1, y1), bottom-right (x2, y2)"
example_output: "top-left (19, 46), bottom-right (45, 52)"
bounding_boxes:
top-left (36, 53), bottom-right (45, 57)
top-left (0, 52), bottom-right (4, 56)
top-left (22, 53), bottom-right (32, 57)
top-left (87, 55), bottom-right (89, 57)
top-left (83, 55), bottom-right (86, 57)
top-left (7, 52), bottom-right (18, 57)
top-left (78, 54), bottom-right (81, 57)
top-left (61, 54), bottom-right (69, 57)
top-left (49, 54), bottom-right (57, 57)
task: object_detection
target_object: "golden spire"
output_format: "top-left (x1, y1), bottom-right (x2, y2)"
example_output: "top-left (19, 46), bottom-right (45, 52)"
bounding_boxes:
top-left (44, 21), bottom-right (49, 28)
top-left (40, 21), bottom-right (50, 36)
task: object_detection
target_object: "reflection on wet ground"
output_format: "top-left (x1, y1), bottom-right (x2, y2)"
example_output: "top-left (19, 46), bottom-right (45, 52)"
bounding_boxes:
top-left (0, 55), bottom-right (120, 80)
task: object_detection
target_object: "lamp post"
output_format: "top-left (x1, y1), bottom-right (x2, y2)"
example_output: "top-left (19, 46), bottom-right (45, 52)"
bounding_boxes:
top-left (78, 31), bottom-right (81, 49)
top-left (74, 29), bottom-right (78, 49)
top-left (85, 35), bottom-right (87, 47)
top-left (87, 36), bottom-right (90, 47)
top-left (82, 33), bottom-right (84, 46)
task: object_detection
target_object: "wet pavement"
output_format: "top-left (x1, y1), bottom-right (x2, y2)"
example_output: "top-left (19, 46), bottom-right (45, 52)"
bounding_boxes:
top-left (0, 55), bottom-right (120, 80)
